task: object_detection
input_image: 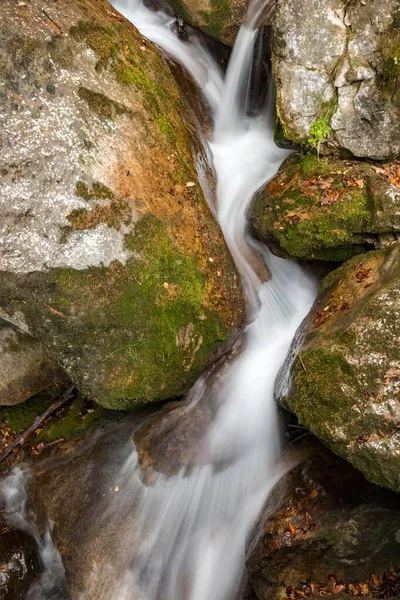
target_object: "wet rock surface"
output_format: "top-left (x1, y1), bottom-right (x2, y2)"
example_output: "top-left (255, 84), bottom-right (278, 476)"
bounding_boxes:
top-left (250, 154), bottom-right (400, 262)
top-left (246, 444), bottom-right (400, 600)
top-left (135, 334), bottom-right (244, 479)
top-left (272, 0), bottom-right (400, 159)
top-left (0, 523), bottom-right (42, 600)
top-left (276, 244), bottom-right (400, 492)
top-left (0, 472), bottom-right (50, 599)
top-left (29, 413), bottom-right (150, 599)
top-left (0, 0), bottom-right (245, 410)
top-left (0, 319), bottom-right (66, 407)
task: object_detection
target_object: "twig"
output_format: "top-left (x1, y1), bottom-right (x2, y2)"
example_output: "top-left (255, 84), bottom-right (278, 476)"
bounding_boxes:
top-left (0, 385), bottom-right (75, 465)
top-left (299, 355), bottom-right (308, 373)
top-left (42, 9), bottom-right (64, 34)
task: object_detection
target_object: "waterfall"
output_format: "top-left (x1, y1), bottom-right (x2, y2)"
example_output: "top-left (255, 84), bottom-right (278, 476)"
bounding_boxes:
top-left (1, 2), bottom-right (317, 598)
top-left (105, 1), bottom-right (317, 599)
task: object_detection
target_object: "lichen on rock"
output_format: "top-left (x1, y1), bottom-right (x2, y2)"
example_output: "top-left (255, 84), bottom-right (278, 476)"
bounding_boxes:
top-left (0, 0), bottom-right (245, 410)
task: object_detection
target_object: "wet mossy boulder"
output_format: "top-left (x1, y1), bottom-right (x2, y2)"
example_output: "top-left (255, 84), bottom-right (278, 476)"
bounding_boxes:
top-left (276, 244), bottom-right (400, 492)
top-left (250, 154), bottom-right (400, 262)
top-left (0, 0), bottom-right (245, 410)
top-left (272, 0), bottom-right (400, 159)
top-left (246, 444), bottom-right (400, 600)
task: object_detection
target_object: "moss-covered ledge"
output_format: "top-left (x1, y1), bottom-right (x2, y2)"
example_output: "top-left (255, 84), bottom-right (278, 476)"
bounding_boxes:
top-left (250, 154), bottom-right (400, 262)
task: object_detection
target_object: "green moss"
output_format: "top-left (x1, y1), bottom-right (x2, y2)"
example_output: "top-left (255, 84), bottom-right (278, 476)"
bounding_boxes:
top-left (252, 155), bottom-right (379, 261)
top-left (298, 154), bottom-right (332, 178)
top-left (36, 397), bottom-right (110, 442)
top-left (70, 22), bottom-right (118, 71)
top-left (156, 115), bottom-right (173, 138)
top-left (0, 215), bottom-right (229, 411)
top-left (78, 86), bottom-right (130, 119)
top-left (75, 180), bottom-right (114, 202)
top-left (199, 0), bottom-right (231, 40)
top-left (0, 389), bottom-right (56, 434)
top-left (0, 387), bottom-right (113, 443)
top-left (67, 197), bottom-right (132, 230)
top-left (6, 36), bottom-right (41, 69)
top-left (289, 347), bottom-right (381, 449)
top-left (378, 28), bottom-right (400, 105)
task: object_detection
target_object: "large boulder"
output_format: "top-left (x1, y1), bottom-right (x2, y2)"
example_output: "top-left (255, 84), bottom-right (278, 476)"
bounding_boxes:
top-left (250, 154), bottom-right (400, 262)
top-left (0, 0), bottom-right (245, 410)
top-left (246, 444), bottom-right (400, 600)
top-left (0, 319), bottom-right (66, 406)
top-left (272, 0), bottom-right (400, 159)
top-left (276, 244), bottom-right (400, 492)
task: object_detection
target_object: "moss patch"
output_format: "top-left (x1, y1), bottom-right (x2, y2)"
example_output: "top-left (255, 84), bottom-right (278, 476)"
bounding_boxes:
top-left (78, 86), bottom-right (131, 119)
top-left (68, 197), bottom-right (132, 230)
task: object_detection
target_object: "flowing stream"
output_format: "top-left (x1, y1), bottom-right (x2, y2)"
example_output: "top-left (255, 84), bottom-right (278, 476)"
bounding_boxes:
top-left (1, 1), bottom-right (317, 598)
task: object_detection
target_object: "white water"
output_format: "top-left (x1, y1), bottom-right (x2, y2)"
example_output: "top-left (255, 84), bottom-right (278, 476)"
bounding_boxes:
top-left (1, 2), bottom-right (317, 598)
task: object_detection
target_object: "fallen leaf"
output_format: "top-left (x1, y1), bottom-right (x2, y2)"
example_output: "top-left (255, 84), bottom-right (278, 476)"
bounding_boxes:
top-left (287, 522), bottom-right (297, 536)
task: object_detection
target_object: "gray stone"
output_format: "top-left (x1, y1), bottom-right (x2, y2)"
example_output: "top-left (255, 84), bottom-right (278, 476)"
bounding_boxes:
top-left (272, 0), bottom-right (400, 159)
top-left (0, 319), bottom-right (65, 406)
top-left (246, 444), bottom-right (400, 600)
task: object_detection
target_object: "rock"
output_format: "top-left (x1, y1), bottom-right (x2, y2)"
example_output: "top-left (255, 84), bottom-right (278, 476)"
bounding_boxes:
top-left (0, 523), bottom-right (42, 600)
top-left (276, 244), bottom-right (400, 492)
top-left (135, 334), bottom-right (244, 479)
top-left (0, 0), bottom-right (245, 410)
top-left (272, 0), bottom-right (400, 159)
top-left (0, 470), bottom-right (51, 599)
top-left (0, 319), bottom-right (66, 407)
top-left (246, 444), bottom-right (400, 600)
top-left (250, 154), bottom-right (400, 261)
top-left (30, 414), bottom-right (151, 599)
top-left (164, 0), bottom-right (248, 45)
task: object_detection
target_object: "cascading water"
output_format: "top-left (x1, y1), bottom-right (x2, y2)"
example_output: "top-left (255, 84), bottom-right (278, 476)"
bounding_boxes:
top-left (1, 2), bottom-right (317, 598)
top-left (106, 1), bottom-right (316, 599)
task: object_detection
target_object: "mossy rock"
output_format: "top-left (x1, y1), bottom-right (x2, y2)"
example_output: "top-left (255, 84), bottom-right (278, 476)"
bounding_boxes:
top-left (250, 154), bottom-right (400, 262)
top-left (277, 244), bottom-right (400, 492)
top-left (165, 0), bottom-right (253, 45)
top-left (247, 444), bottom-right (400, 600)
top-left (0, 0), bottom-right (245, 409)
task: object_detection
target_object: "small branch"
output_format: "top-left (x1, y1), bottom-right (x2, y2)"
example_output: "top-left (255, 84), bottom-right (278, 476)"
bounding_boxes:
top-left (299, 355), bottom-right (308, 373)
top-left (42, 9), bottom-right (64, 34)
top-left (0, 385), bottom-right (75, 466)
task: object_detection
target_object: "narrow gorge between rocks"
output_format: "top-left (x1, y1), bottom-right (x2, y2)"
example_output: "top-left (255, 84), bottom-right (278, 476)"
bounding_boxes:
top-left (1, 1), bottom-right (318, 598)
top-left (2, 0), bottom-right (400, 598)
